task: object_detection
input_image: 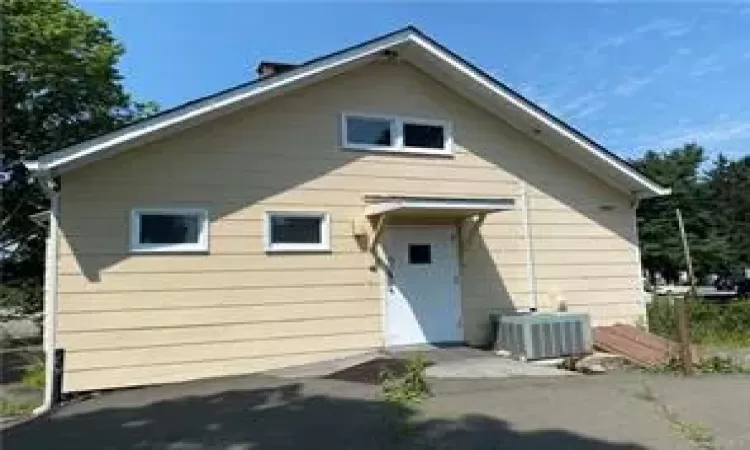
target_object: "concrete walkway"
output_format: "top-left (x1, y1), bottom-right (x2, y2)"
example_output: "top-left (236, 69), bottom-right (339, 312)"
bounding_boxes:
top-left (395, 346), bottom-right (573, 378)
top-left (426, 356), bottom-right (572, 378)
top-left (3, 372), bottom-right (749, 449)
top-left (269, 346), bottom-right (571, 380)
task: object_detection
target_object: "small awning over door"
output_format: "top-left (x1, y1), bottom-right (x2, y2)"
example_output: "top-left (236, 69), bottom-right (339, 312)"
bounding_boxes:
top-left (360, 195), bottom-right (515, 253)
top-left (363, 195), bottom-right (515, 219)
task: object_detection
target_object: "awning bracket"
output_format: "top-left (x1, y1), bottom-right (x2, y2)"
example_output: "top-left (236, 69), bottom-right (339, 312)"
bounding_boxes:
top-left (368, 214), bottom-right (388, 253)
top-left (461, 213), bottom-right (487, 249)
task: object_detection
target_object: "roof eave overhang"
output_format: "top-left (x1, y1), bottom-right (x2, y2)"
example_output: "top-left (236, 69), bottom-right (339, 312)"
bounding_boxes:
top-left (23, 29), bottom-right (415, 176)
top-left (403, 33), bottom-right (670, 200)
top-left (635, 186), bottom-right (672, 199)
top-left (23, 27), bottom-right (669, 199)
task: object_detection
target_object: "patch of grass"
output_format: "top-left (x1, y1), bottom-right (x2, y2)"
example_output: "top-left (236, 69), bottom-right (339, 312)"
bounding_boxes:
top-left (0, 398), bottom-right (37, 417)
top-left (380, 354), bottom-right (431, 407)
top-left (697, 333), bottom-right (750, 348)
top-left (671, 420), bottom-right (715, 449)
top-left (643, 356), bottom-right (750, 375)
top-left (647, 297), bottom-right (750, 347)
top-left (21, 357), bottom-right (45, 388)
top-left (694, 356), bottom-right (749, 374)
top-left (641, 357), bottom-right (685, 374)
top-left (635, 381), bottom-right (716, 449)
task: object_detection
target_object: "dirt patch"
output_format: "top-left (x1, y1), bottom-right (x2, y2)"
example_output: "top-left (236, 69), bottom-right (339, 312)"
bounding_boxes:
top-left (324, 357), bottom-right (433, 385)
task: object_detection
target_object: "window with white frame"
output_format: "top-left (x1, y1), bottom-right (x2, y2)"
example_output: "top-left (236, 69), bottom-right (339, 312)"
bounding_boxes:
top-left (130, 208), bottom-right (208, 253)
top-left (341, 113), bottom-right (452, 154)
top-left (264, 211), bottom-right (331, 252)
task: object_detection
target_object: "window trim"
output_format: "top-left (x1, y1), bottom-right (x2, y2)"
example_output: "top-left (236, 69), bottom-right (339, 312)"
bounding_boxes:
top-left (263, 211), bottom-right (331, 253)
top-left (340, 112), bottom-right (453, 156)
top-left (129, 208), bottom-right (209, 254)
top-left (339, 113), bottom-right (397, 151)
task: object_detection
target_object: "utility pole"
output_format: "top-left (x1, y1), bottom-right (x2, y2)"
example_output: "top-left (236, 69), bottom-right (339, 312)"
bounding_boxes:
top-left (675, 208), bottom-right (694, 375)
top-left (676, 209), bottom-right (698, 299)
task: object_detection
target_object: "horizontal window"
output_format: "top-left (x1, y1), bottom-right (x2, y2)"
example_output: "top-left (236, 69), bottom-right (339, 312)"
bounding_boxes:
top-left (130, 208), bottom-right (208, 253)
top-left (403, 122), bottom-right (445, 150)
top-left (264, 211), bottom-right (331, 253)
top-left (341, 113), bottom-right (452, 155)
top-left (345, 116), bottom-right (394, 147)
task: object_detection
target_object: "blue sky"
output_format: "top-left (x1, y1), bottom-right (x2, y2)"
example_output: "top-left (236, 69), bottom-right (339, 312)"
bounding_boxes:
top-left (77, 2), bottom-right (750, 160)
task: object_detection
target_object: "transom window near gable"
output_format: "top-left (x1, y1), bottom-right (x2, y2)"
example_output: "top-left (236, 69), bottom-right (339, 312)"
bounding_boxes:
top-left (341, 113), bottom-right (452, 155)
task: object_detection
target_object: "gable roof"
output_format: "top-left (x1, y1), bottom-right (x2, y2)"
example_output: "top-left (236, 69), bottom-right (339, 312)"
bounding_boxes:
top-left (24, 26), bottom-right (670, 199)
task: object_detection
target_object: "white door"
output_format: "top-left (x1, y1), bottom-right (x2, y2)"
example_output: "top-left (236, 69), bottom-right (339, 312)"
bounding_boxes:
top-left (383, 226), bottom-right (462, 347)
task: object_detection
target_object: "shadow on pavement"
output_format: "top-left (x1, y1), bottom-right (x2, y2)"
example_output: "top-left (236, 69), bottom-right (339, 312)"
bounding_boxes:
top-left (3, 381), bottom-right (649, 449)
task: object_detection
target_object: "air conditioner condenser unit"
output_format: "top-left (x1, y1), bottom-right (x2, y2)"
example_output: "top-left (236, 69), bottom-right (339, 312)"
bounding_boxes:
top-left (494, 312), bottom-right (592, 360)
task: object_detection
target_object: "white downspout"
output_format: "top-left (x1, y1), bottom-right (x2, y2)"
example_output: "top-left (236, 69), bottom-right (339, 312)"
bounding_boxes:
top-left (520, 181), bottom-right (538, 309)
top-left (33, 176), bottom-right (59, 416)
top-left (632, 198), bottom-right (646, 307)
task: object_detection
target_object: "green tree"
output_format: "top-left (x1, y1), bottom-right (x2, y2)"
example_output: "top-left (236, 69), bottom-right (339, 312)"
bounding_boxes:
top-left (632, 144), bottom-right (730, 283)
top-left (1, 0), bottom-right (157, 318)
top-left (705, 154), bottom-right (750, 273)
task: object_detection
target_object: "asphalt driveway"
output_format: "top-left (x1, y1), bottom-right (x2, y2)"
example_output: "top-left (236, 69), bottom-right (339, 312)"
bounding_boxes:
top-left (3, 372), bottom-right (749, 449)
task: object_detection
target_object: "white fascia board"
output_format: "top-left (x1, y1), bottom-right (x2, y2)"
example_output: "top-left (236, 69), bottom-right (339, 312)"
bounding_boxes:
top-left (25, 31), bottom-right (414, 175)
top-left (408, 35), bottom-right (670, 198)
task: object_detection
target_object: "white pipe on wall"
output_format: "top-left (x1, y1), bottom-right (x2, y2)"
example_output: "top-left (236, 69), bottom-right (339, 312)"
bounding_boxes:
top-left (520, 181), bottom-right (538, 309)
top-left (632, 198), bottom-right (647, 307)
top-left (33, 178), bottom-right (59, 416)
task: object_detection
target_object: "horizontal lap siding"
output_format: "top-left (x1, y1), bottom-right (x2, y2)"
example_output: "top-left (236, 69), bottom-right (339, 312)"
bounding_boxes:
top-left (60, 317), bottom-right (380, 351)
top-left (59, 253), bottom-right (370, 275)
top-left (56, 61), bottom-right (532, 391)
top-left (64, 332), bottom-right (382, 372)
top-left (63, 349), bottom-right (371, 392)
top-left (58, 301), bottom-right (381, 332)
top-left (457, 110), bottom-right (642, 344)
top-left (57, 61), bottom-right (642, 390)
top-left (60, 238), bottom-right (362, 257)
top-left (58, 270), bottom-right (375, 293)
top-left (57, 285), bottom-right (377, 313)
top-left (526, 176), bottom-right (642, 330)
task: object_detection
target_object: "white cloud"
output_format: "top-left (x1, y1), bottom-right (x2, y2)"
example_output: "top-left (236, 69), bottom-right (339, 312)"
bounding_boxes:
top-left (559, 92), bottom-right (598, 113)
top-left (633, 18), bottom-right (694, 39)
top-left (636, 120), bottom-right (750, 151)
top-left (612, 76), bottom-right (653, 96)
top-left (570, 102), bottom-right (606, 120)
top-left (677, 48), bottom-right (692, 56)
top-left (553, 84), bottom-right (612, 119)
top-left (716, 113), bottom-right (731, 121)
top-left (690, 55), bottom-right (724, 77)
top-left (662, 23), bottom-right (692, 38)
top-left (584, 19), bottom-right (694, 61)
top-left (600, 35), bottom-right (628, 49)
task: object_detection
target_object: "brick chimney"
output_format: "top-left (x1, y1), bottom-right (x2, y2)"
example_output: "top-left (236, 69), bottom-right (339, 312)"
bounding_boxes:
top-left (256, 61), bottom-right (298, 78)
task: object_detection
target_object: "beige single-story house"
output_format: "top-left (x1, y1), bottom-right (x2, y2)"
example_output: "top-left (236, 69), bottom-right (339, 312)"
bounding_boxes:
top-left (25, 26), bottom-right (669, 398)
